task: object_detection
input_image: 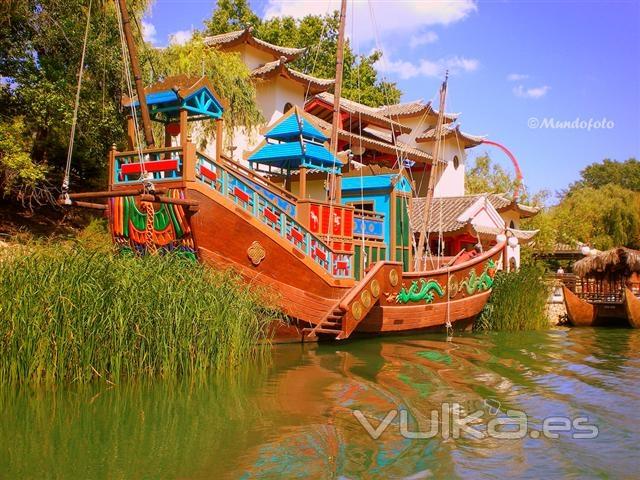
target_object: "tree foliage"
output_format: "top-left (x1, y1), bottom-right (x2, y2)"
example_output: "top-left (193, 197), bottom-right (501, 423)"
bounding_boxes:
top-left (523, 159), bottom-right (640, 252)
top-left (147, 36), bottom-right (263, 146)
top-left (0, 0), bottom-right (150, 201)
top-left (203, 0), bottom-right (402, 106)
top-left (569, 158), bottom-right (639, 193)
top-left (465, 153), bottom-right (547, 206)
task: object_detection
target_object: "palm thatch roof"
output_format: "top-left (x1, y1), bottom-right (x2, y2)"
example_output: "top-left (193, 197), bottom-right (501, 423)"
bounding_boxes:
top-left (573, 247), bottom-right (640, 277)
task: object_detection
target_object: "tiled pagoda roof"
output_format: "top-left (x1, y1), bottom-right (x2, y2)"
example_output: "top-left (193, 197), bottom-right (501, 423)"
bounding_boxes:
top-left (203, 27), bottom-right (306, 61)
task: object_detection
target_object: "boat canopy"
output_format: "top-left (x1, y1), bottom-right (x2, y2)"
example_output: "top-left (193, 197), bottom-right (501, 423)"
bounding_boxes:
top-left (122, 75), bottom-right (225, 123)
top-left (248, 108), bottom-right (342, 174)
top-left (573, 247), bottom-right (640, 278)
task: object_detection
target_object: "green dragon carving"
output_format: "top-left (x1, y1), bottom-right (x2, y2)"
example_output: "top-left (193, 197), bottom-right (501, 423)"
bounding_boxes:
top-left (396, 278), bottom-right (446, 304)
top-left (395, 259), bottom-right (498, 304)
top-left (458, 259), bottom-right (496, 295)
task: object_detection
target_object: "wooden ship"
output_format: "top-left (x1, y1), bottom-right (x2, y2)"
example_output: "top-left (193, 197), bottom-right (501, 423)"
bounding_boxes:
top-left (61, 0), bottom-right (509, 342)
top-left (562, 247), bottom-right (640, 327)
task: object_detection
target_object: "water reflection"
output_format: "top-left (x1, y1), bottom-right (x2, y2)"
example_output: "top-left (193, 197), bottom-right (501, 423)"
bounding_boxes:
top-left (1, 329), bottom-right (639, 479)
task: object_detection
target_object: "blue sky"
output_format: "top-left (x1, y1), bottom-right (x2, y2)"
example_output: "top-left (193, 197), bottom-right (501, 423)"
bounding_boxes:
top-left (143, 0), bottom-right (640, 199)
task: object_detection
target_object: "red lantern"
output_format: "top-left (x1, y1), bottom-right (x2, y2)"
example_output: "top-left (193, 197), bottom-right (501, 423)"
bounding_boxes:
top-left (166, 122), bottom-right (180, 137)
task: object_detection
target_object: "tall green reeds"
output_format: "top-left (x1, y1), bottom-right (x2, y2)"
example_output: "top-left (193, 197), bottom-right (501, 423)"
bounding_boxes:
top-left (0, 235), bottom-right (282, 385)
top-left (474, 265), bottom-right (551, 331)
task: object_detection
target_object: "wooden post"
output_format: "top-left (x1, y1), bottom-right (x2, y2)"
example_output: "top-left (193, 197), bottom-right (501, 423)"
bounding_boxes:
top-left (108, 144), bottom-right (117, 188)
top-left (179, 108), bottom-right (188, 147)
top-left (328, 0), bottom-right (347, 202)
top-left (414, 73), bottom-right (448, 271)
top-left (299, 167), bottom-right (307, 198)
top-left (126, 116), bottom-right (136, 150)
top-left (117, 0), bottom-right (154, 147)
top-left (183, 141), bottom-right (196, 183)
top-left (216, 118), bottom-right (223, 163)
top-left (164, 124), bottom-right (172, 159)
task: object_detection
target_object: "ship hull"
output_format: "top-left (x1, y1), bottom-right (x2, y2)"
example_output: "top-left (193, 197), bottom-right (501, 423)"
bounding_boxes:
top-left (184, 182), bottom-right (502, 341)
top-left (563, 286), bottom-right (640, 328)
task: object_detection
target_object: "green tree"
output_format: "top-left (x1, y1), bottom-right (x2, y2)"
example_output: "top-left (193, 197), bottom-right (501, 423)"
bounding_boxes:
top-left (465, 153), bottom-right (517, 195)
top-left (203, 1), bottom-right (402, 106)
top-left (569, 158), bottom-right (639, 193)
top-left (148, 36), bottom-right (263, 146)
top-left (0, 0), bottom-right (150, 201)
top-left (203, 0), bottom-right (260, 35)
top-left (552, 184), bottom-right (640, 249)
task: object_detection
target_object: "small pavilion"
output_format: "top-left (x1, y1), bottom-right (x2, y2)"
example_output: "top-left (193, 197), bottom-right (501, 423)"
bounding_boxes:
top-left (122, 75), bottom-right (226, 154)
top-left (246, 107), bottom-right (343, 197)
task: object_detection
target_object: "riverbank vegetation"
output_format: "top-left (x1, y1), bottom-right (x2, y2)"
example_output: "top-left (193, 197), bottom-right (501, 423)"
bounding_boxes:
top-left (474, 265), bottom-right (550, 331)
top-left (0, 224), bottom-right (282, 386)
top-left (467, 155), bottom-right (640, 252)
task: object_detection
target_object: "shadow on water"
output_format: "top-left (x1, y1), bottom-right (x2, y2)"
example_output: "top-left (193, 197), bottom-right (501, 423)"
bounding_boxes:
top-left (1, 328), bottom-right (639, 479)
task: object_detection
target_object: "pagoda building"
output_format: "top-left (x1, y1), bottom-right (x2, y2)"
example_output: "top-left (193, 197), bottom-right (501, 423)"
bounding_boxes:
top-left (203, 27), bottom-right (334, 160)
top-left (201, 29), bottom-right (538, 267)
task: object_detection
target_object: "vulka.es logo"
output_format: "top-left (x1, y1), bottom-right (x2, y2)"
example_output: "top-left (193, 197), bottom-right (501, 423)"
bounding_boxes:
top-left (353, 403), bottom-right (599, 440)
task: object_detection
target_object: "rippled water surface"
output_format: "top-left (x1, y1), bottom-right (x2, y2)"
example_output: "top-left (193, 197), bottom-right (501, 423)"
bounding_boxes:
top-left (1, 328), bottom-right (639, 479)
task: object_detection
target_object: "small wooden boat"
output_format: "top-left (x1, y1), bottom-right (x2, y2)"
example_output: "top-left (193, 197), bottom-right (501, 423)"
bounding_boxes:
top-left (562, 248), bottom-right (640, 328)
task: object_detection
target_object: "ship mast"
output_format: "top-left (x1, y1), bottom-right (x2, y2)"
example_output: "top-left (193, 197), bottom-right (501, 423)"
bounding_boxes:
top-left (117, 0), bottom-right (154, 148)
top-left (414, 73), bottom-right (449, 271)
top-left (328, 0), bottom-right (348, 201)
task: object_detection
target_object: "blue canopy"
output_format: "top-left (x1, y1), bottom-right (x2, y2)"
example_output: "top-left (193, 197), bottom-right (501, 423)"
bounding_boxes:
top-left (248, 110), bottom-right (341, 174)
top-left (248, 142), bottom-right (342, 173)
top-left (265, 114), bottom-right (328, 142)
top-left (124, 83), bottom-right (224, 122)
top-left (342, 174), bottom-right (412, 193)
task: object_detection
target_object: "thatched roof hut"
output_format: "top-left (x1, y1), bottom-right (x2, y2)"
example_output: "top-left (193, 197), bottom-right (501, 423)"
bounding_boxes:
top-left (573, 247), bottom-right (640, 278)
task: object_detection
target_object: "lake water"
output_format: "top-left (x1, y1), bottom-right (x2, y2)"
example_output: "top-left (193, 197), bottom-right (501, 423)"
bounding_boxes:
top-left (1, 328), bottom-right (639, 479)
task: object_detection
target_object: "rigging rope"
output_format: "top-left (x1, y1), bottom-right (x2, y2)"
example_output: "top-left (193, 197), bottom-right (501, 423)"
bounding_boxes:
top-left (114, 0), bottom-right (152, 190)
top-left (62, 0), bottom-right (93, 202)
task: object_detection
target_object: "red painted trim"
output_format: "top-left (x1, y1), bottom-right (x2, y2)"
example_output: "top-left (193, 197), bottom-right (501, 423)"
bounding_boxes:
top-left (314, 247), bottom-right (327, 261)
top-left (199, 164), bottom-right (217, 182)
top-left (289, 228), bottom-right (304, 243)
top-left (335, 261), bottom-right (348, 270)
top-left (121, 159), bottom-right (178, 176)
top-left (263, 207), bottom-right (279, 224)
top-left (233, 186), bottom-right (250, 203)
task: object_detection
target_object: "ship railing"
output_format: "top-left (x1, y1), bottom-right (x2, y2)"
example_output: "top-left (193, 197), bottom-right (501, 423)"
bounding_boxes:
top-left (195, 152), bottom-right (353, 279)
top-left (218, 155), bottom-right (299, 209)
top-left (353, 209), bottom-right (385, 241)
top-left (111, 146), bottom-right (184, 185)
top-left (561, 275), bottom-right (627, 304)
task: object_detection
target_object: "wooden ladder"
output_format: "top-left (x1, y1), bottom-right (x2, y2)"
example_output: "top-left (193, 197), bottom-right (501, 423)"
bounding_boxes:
top-left (302, 302), bottom-right (347, 341)
top-left (303, 261), bottom-right (403, 341)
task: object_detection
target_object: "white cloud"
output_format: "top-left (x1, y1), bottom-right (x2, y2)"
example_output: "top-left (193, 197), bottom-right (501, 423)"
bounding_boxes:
top-left (409, 31), bottom-right (439, 48)
top-left (376, 54), bottom-right (479, 80)
top-left (507, 73), bottom-right (528, 81)
top-left (141, 20), bottom-right (157, 45)
top-left (169, 29), bottom-right (193, 46)
top-left (513, 84), bottom-right (550, 99)
top-left (263, 0), bottom-right (477, 42)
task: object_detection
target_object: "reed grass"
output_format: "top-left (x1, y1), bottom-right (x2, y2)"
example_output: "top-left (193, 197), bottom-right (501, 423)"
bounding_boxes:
top-left (474, 265), bottom-right (551, 331)
top-left (0, 229), bottom-right (283, 385)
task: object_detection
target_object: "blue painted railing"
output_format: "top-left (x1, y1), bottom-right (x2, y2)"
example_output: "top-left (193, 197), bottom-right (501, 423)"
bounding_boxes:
top-left (195, 152), bottom-right (353, 279)
top-left (353, 210), bottom-right (385, 240)
top-left (113, 147), bottom-right (184, 185)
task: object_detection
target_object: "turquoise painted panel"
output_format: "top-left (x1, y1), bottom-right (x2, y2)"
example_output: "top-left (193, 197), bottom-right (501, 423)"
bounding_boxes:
top-left (342, 174), bottom-right (412, 193)
top-left (266, 115), bottom-right (328, 142)
top-left (248, 141), bottom-right (342, 172)
top-left (353, 217), bottom-right (384, 238)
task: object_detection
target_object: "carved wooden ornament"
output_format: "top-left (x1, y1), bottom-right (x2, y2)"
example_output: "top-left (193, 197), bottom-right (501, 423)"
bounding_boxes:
top-left (247, 241), bottom-right (266, 266)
